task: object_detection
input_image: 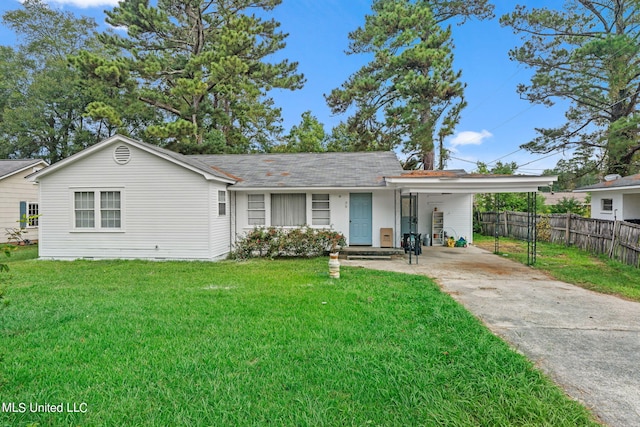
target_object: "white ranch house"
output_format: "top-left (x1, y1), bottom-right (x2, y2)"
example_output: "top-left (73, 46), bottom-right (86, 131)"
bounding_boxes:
top-left (31, 135), bottom-right (556, 260)
top-left (575, 173), bottom-right (640, 223)
top-left (0, 159), bottom-right (48, 243)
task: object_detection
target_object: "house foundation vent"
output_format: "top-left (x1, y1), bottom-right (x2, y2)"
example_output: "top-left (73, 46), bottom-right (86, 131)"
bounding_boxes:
top-left (114, 145), bottom-right (131, 165)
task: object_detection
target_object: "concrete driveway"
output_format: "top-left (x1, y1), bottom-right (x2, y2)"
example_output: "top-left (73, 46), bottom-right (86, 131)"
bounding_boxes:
top-left (342, 245), bottom-right (640, 427)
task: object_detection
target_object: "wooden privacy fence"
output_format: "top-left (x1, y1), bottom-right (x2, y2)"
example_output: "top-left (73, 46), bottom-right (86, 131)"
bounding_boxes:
top-left (477, 211), bottom-right (640, 268)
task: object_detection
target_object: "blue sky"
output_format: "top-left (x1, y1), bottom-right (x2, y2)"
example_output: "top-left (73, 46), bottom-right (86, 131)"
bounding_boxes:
top-left (0, 0), bottom-right (571, 174)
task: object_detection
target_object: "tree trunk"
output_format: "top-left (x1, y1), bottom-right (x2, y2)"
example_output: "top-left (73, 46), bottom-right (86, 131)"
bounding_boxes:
top-left (423, 151), bottom-right (435, 170)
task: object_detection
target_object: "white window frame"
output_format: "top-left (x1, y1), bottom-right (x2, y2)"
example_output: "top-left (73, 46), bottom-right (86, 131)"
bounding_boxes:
top-left (601, 198), bottom-right (613, 212)
top-left (247, 194), bottom-right (265, 226)
top-left (100, 191), bottom-right (122, 228)
top-left (218, 190), bottom-right (227, 216)
top-left (27, 202), bottom-right (39, 228)
top-left (311, 194), bottom-right (330, 226)
top-left (71, 188), bottom-right (125, 232)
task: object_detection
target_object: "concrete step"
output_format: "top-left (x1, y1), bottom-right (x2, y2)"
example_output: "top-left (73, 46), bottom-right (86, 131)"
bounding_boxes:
top-left (346, 255), bottom-right (392, 260)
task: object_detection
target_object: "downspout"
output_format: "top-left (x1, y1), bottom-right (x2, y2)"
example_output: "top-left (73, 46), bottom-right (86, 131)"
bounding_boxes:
top-left (230, 190), bottom-right (236, 254)
top-left (394, 189), bottom-right (398, 248)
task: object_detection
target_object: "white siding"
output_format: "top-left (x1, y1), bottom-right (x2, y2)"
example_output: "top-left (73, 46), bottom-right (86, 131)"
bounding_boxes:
top-left (590, 190), bottom-right (640, 221)
top-left (232, 189), bottom-right (397, 248)
top-left (0, 168), bottom-right (41, 243)
top-left (418, 194), bottom-right (473, 246)
top-left (370, 190), bottom-right (396, 247)
top-left (623, 193), bottom-right (640, 221)
top-left (210, 185), bottom-right (231, 258)
top-left (38, 143), bottom-right (230, 260)
top-left (590, 192), bottom-right (623, 220)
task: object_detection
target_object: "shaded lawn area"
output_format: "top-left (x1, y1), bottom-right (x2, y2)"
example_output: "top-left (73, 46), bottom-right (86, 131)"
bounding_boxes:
top-left (474, 234), bottom-right (640, 302)
top-left (0, 255), bottom-right (599, 426)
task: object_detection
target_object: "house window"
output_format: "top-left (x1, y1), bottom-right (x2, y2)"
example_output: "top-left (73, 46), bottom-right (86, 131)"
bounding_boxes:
top-left (100, 191), bottom-right (121, 228)
top-left (272, 194), bottom-right (306, 226)
top-left (75, 192), bottom-right (95, 228)
top-left (28, 203), bottom-right (39, 227)
top-left (218, 190), bottom-right (227, 216)
top-left (601, 198), bottom-right (613, 212)
top-left (74, 190), bottom-right (122, 230)
top-left (312, 194), bottom-right (330, 225)
top-left (19, 201), bottom-right (38, 228)
top-left (247, 194), bottom-right (265, 225)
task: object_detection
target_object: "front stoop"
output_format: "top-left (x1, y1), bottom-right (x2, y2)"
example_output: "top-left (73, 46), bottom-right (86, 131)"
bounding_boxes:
top-left (340, 246), bottom-right (405, 260)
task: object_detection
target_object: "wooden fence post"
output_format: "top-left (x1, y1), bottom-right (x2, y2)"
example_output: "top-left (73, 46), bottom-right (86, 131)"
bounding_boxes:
top-left (608, 220), bottom-right (620, 259)
top-left (565, 212), bottom-right (571, 246)
top-left (503, 212), bottom-right (509, 237)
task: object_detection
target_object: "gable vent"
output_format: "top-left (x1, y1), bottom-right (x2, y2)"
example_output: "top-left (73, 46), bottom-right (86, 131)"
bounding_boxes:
top-left (114, 145), bottom-right (131, 165)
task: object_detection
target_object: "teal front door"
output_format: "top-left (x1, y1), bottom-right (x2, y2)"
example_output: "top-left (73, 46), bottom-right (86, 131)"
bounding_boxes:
top-left (349, 193), bottom-right (372, 245)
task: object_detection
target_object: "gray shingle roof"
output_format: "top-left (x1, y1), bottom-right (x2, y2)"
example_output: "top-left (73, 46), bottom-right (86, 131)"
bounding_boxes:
top-left (0, 159), bottom-right (46, 180)
top-left (190, 151), bottom-right (404, 188)
top-left (575, 173), bottom-right (640, 191)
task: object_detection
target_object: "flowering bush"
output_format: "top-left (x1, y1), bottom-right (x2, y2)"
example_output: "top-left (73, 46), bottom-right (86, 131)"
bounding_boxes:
top-left (231, 226), bottom-right (346, 260)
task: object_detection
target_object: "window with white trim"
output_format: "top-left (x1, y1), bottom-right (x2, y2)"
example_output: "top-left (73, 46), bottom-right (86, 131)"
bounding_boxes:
top-left (100, 191), bottom-right (121, 228)
top-left (272, 194), bottom-right (306, 226)
top-left (312, 194), bottom-right (330, 225)
top-left (218, 190), bottom-right (227, 216)
top-left (28, 203), bottom-right (39, 227)
top-left (75, 192), bottom-right (95, 228)
top-left (74, 190), bottom-right (122, 229)
top-left (247, 194), bottom-right (265, 225)
top-left (601, 198), bottom-right (613, 212)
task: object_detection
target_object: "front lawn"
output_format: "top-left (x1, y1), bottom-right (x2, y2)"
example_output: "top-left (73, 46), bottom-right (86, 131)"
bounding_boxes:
top-left (0, 255), bottom-right (598, 426)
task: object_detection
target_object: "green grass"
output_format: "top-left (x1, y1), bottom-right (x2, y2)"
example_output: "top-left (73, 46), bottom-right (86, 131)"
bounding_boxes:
top-left (0, 251), bottom-right (599, 426)
top-left (1, 244), bottom-right (38, 264)
top-left (474, 233), bottom-right (640, 302)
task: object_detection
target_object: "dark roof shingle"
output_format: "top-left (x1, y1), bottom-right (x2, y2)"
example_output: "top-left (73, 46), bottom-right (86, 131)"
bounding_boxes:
top-left (575, 174), bottom-right (640, 191)
top-left (0, 159), bottom-right (46, 180)
top-left (190, 151), bottom-right (403, 188)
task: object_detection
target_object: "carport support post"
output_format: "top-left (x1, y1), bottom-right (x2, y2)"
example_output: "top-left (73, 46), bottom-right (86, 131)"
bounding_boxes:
top-left (408, 192), bottom-right (418, 265)
top-left (493, 194), bottom-right (501, 254)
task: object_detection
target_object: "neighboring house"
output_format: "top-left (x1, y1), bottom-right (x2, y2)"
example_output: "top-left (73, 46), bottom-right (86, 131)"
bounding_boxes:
top-left (541, 191), bottom-right (588, 208)
top-left (575, 174), bottom-right (640, 222)
top-left (31, 135), bottom-right (556, 260)
top-left (0, 159), bottom-right (48, 243)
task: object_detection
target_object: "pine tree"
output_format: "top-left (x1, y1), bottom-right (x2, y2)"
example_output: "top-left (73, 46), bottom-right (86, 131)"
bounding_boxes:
top-left (96, 0), bottom-right (304, 153)
top-left (326, 0), bottom-right (493, 169)
top-left (502, 1), bottom-right (640, 176)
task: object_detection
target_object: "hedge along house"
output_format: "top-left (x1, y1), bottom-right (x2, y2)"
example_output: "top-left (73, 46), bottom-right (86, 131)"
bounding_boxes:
top-left (31, 135), bottom-right (556, 260)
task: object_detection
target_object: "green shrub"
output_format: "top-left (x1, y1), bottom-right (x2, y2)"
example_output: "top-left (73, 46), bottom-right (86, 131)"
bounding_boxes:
top-left (0, 245), bottom-right (12, 274)
top-left (537, 215), bottom-right (552, 241)
top-left (231, 226), bottom-right (346, 260)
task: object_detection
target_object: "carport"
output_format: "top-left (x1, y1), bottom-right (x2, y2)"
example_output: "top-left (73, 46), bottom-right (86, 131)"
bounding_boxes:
top-left (386, 170), bottom-right (557, 264)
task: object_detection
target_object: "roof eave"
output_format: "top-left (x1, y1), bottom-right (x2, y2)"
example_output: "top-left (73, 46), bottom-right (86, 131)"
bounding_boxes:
top-left (574, 184), bottom-right (640, 193)
top-left (386, 175), bottom-right (557, 193)
top-left (229, 185), bottom-right (389, 192)
top-left (1, 160), bottom-right (48, 181)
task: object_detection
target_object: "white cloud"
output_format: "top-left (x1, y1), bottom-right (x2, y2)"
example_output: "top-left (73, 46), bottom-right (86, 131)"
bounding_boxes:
top-left (44, 0), bottom-right (120, 8)
top-left (107, 23), bottom-right (128, 32)
top-left (449, 130), bottom-right (493, 147)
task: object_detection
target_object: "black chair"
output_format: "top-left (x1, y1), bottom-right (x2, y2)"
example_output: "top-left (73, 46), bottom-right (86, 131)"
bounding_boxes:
top-left (403, 233), bottom-right (422, 255)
